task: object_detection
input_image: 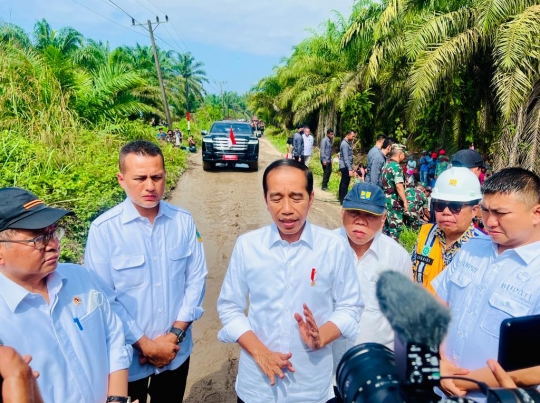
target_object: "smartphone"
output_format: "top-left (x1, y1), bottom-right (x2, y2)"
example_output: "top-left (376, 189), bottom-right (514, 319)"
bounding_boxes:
top-left (498, 314), bottom-right (540, 371)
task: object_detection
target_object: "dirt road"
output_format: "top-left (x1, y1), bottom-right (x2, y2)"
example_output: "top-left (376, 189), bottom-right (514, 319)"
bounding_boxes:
top-left (168, 137), bottom-right (342, 402)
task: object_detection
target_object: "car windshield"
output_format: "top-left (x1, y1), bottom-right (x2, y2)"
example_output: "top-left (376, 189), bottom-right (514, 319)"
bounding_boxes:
top-left (210, 123), bottom-right (253, 135)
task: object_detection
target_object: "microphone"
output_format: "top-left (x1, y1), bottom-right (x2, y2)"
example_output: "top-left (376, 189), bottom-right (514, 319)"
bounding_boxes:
top-left (376, 271), bottom-right (451, 348)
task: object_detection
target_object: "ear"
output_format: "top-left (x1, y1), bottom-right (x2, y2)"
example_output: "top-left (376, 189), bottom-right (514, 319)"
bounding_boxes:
top-left (532, 203), bottom-right (540, 226)
top-left (308, 191), bottom-right (315, 209)
top-left (117, 172), bottom-right (125, 190)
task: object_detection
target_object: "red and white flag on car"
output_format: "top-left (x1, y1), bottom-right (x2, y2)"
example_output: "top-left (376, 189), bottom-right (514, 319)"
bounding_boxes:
top-left (228, 126), bottom-right (237, 147)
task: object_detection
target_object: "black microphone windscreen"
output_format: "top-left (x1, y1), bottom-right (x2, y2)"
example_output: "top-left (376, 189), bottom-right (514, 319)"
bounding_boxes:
top-left (376, 271), bottom-right (451, 348)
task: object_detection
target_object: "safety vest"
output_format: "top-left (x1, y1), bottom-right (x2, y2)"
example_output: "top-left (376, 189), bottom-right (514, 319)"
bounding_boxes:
top-left (413, 224), bottom-right (443, 295)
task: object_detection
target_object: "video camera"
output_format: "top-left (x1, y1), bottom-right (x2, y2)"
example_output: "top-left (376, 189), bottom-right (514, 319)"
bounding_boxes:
top-left (335, 272), bottom-right (540, 403)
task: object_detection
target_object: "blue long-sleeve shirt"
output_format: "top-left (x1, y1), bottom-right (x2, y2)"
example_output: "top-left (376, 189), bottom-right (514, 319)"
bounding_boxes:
top-left (293, 131), bottom-right (304, 157)
top-left (320, 136), bottom-right (333, 163)
top-left (339, 139), bottom-right (353, 170)
top-left (366, 146), bottom-right (386, 187)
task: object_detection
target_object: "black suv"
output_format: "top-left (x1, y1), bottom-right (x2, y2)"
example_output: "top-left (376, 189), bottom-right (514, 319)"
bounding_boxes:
top-left (202, 120), bottom-right (259, 171)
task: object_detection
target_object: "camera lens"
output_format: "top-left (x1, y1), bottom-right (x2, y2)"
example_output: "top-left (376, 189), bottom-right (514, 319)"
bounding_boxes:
top-left (336, 343), bottom-right (404, 403)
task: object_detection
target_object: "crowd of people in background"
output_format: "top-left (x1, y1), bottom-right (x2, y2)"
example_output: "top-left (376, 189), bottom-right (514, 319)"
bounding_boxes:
top-left (156, 127), bottom-right (197, 153)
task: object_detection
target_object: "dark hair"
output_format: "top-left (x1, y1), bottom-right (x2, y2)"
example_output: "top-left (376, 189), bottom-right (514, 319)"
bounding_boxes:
top-left (346, 130), bottom-right (356, 136)
top-left (376, 134), bottom-right (387, 142)
top-left (327, 128), bottom-right (334, 134)
top-left (303, 125), bottom-right (310, 129)
top-left (119, 140), bottom-right (165, 173)
top-left (263, 159), bottom-right (313, 197)
top-left (382, 137), bottom-right (394, 149)
top-left (482, 167), bottom-right (540, 205)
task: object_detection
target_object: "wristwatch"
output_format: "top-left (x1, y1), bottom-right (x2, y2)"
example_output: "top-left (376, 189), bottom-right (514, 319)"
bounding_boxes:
top-left (170, 326), bottom-right (186, 344)
top-left (106, 396), bottom-right (130, 403)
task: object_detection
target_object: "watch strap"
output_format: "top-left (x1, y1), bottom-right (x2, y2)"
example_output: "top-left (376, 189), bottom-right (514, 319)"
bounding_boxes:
top-left (106, 396), bottom-right (130, 403)
top-left (170, 326), bottom-right (186, 344)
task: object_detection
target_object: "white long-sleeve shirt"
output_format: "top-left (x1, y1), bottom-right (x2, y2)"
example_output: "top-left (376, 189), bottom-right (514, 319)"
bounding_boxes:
top-left (331, 229), bottom-right (412, 377)
top-left (85, 199), bottom-right (208, 381)
top-left (217, 221), bottom-right (364, 403)
top-left (0, 264), bottom-right (132, 403)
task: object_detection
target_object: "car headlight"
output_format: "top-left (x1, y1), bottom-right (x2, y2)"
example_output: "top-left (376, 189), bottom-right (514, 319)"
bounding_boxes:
top-left (248, 140), bottom-right (259, 145)
top-left (202, 138), bottom-right (213, 143)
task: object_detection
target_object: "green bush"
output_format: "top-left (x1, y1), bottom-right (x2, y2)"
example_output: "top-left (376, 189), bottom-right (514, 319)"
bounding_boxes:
top-left (0, 126), bottom-right (187, 263)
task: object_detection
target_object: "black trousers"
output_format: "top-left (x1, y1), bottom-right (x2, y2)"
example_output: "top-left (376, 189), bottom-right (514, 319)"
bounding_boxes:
top-left (321, 162), bottom-right (332, 189)
top-left (128, 356), bottom-right (190, 403)
top-left (339, 168), bottom-right (351, 204)
top-left (294, 155), bottom-right (304, 164)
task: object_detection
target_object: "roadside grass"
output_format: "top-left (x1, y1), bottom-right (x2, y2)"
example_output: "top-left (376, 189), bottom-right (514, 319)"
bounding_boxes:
top-left (399, 227), bottom-right (419, 253)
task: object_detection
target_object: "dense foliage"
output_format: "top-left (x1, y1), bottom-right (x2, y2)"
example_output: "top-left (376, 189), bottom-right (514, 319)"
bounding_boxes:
top-left (0, 19), bottom-right (222, 262)
top-left (249, 0), bottom-right (540, 171)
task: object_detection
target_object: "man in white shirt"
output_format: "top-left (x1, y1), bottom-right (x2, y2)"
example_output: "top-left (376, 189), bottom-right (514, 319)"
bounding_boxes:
top-left (0, 187), bottom-right (132, 403)
top-left (85, 140), bottom-right (208, 403)
top-left (432, 167), bottom-right (540, 398)
top-left (303, 126), bottom-right (314, 166)
top-left (331, 182), bottom-right (412, 402)
top-left (217, 159), bottom-right (364, 403)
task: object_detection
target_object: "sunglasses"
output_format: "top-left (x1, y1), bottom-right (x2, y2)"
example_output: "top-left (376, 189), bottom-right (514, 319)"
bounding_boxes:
top-left (433, 201), bottom-right (476, 214)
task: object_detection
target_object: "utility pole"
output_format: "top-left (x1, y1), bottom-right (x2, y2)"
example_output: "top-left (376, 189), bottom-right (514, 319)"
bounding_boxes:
top-left (215, 81), bottom-right (227, 120)
top-left (133, 16), bottom-right (173, 130)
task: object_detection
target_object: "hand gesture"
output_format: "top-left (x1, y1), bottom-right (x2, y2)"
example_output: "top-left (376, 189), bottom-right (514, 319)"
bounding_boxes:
top-left (439, 358), bottom-right (470, 396)
top-left (138, 336), bottom-right (179, 368)
top-left (0, 347), bottom-right (44, 403)
top-left (488, 359), bottom-right (517, 388)
top-left (253, 350), bottom-right (295, 386)
top-left (294, 303), bottom-right (322, 350)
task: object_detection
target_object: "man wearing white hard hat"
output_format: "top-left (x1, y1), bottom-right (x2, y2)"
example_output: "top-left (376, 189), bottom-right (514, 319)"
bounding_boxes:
top-left (411, 167), bottom-right (488, 294)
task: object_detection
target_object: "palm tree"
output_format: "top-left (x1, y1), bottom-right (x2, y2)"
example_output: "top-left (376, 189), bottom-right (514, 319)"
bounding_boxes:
top-left (167, 51), bottom-right (208, 119)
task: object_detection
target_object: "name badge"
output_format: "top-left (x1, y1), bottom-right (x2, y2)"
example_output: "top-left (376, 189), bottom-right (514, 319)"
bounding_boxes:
top-left (416, 254), bottom-right (434, 265)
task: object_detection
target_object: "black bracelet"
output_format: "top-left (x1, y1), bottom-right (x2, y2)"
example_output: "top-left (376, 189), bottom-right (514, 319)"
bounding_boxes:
top-left (106, 396), bottom-right (129, 403)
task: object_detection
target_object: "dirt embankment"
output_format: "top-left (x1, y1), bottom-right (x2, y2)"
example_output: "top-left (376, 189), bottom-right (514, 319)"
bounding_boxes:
top-left (168, 138), bottom-right (342, 402)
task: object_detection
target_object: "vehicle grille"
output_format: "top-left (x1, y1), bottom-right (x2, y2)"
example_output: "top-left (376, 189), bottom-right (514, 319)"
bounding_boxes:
top-left (212, 137), bottom-right (249, 151)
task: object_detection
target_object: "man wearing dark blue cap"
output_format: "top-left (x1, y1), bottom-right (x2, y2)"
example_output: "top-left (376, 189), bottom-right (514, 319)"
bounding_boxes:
top-left (0, 187), bottom-right (132, 403)
top-left (332, 182), bottom-right (412, 402)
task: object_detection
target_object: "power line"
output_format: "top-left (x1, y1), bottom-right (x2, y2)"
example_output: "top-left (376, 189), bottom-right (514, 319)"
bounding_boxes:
top-left (143, 0), bottom-right (167, 16)
top-left (163, 24), bottom-right (188, 53)
top-left (69, 0), bottom-right (147, 38)
top-left (107, 0), bottom-right (141, 23)
top-left (132, 0), bottom-right (155, 15)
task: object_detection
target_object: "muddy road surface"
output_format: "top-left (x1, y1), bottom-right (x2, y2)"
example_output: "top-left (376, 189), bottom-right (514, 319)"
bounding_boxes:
top-left (168, 137), bottom-right (342, 402)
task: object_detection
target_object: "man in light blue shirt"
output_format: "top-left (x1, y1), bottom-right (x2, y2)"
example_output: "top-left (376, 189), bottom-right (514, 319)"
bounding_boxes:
top-left (85, 140), bottom-right (208, 403)
top-left (432, 167), bottom-right (540, 398)
top-left (0, 187), bottom-right (132, 403)
top-left (218, 159), bottom-right (364, 403)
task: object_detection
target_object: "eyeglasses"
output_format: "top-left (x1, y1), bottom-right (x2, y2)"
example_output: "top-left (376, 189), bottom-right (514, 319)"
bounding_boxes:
top-left (433, 202), bottom-right (475, 214)
top-left (0, 227), bottom-right (65, 250)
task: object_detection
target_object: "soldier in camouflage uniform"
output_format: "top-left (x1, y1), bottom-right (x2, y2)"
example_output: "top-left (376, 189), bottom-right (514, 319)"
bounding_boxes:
top-left (405, 184), bottom-right (429, 230)
top-left (381, 144), bottom-right (409, 241)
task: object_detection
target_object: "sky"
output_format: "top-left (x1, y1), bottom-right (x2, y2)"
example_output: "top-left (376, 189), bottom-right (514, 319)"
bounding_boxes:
top-left (0, 0), bottom-right (355, 94)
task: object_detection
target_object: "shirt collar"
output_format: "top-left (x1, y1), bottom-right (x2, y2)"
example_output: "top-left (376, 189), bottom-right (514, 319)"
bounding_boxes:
top-left (268, 221), bottom-right (313, 249)
top-left (435, 222), bottom-right (475, 249)
top-left (495, 239), bottom-right (540, 265)
top-left (0, 270), bottom-right (66, 312)
top-left (120, 198), bottom-right (172, 224)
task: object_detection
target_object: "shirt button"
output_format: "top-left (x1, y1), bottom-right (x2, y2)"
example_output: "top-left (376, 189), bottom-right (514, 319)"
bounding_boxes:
top-left (458, 331), bottom-right (464, 338)
top-left (285, 308), bottom-right (290, 312)
top-left (158, 308), bottom-right (162, 313)
top-left (468, 309), bottom-right (473, 313)
top-left (153, 257), bottom-right (158, 261)
top-left (453, 354), bottom-right (458, 360)
top-left (156, 282), bottom-right (161, 287)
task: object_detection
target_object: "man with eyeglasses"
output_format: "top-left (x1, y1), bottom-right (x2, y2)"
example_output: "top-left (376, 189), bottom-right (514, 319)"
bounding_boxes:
top-left (411, 167), bottom-right (487, 294)
top-left (0, 187), bottom-right (132, 403)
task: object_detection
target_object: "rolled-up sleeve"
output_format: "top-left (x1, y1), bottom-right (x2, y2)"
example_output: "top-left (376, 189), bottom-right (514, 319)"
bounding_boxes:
top-left (217, 243), bottom-right (252, 343)
top-left (85, 224), bottom-right (144, 345)
top-left (176, 220), bottom-right (208, 322)
top-left (328, 242), bottom-right (364, 340)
